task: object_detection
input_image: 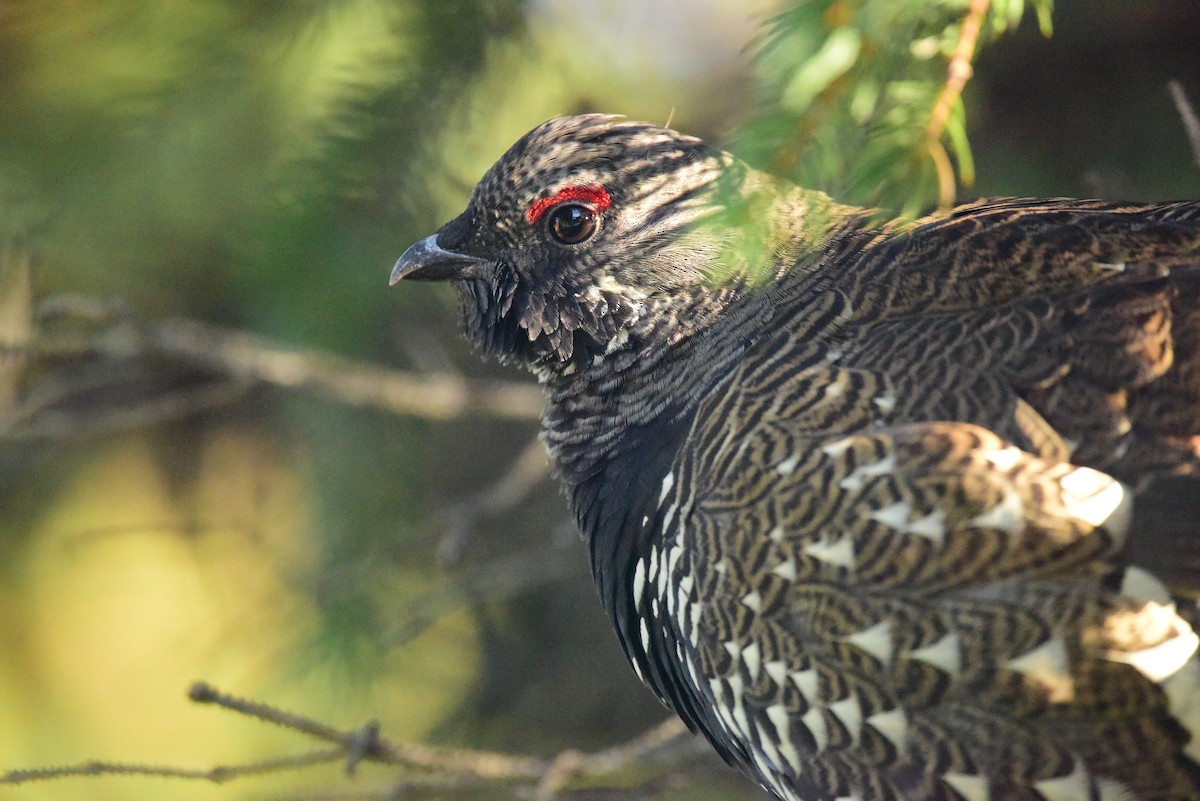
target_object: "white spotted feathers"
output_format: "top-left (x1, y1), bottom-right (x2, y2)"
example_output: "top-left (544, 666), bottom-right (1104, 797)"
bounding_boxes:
top-left (648, 404), bottom-right (1200, 800)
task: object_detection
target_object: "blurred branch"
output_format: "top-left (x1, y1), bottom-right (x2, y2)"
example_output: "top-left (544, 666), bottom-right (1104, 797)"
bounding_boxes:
top-left (2, 682), bottom-right (705, 800)
top-left (530, 717), bottom-right (702, 801)
top-left (926, 0), bottom-right (989, 209)
top-left (142, 316), bottom-right (543, 421)
top-left (1169, 80), bottom-right (1200, 169)
top-left (3, 294), bottom-right (542, 439)
top-left (389, 527), bottom-right (580, 647)
top-left (926, 0), bottom-right (988, 143)
top-left (0, 248), bottom-right (32, 415)
top-left (436, 435), bottom-right (555, 566)
top-left (1, 374), bottom-right (255, 440)
top-left (0, 750), bottom-right (348, 785)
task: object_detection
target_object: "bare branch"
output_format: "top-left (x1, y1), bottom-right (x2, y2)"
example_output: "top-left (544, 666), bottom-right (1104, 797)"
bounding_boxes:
top-left (533, 719), bottom-right (701, 801)
top-left (0, 749), bottom-right (347, 785)
top-left (1168, 80), bottom-right (1200, 169)
top-left (4, 294), bottom-right (543, 439)
top-left (0, 247), bottom-right (32, 414)
top-left (144, 317), bottom-right (542, 422)
top-left (437, 435), bottom-right (555, 566)
top-left (188, 682), bottom-right (547, 780)
top-left (387, 533), bottom-right (581, 646)
top-left (3, 684), bottom-right (707, 799)
top-left (1, 376), bottom-right (254, 440)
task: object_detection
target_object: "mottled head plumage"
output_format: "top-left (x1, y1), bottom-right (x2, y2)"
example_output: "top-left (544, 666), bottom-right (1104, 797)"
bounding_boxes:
top-left (400, 114), bottom-right (734, 369)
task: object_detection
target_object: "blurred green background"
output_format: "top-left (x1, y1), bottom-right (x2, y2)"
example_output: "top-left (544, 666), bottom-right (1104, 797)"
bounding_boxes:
top-left (0, 1), bottom-right (1197, 799)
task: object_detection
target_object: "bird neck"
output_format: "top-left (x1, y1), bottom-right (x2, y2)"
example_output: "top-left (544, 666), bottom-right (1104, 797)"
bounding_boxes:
top-left (533, 280), bottom-right (775, 631)
top-left (537, 186), bottom-right (870, 506)
top-left (532, 185), bottom-right (873, 656)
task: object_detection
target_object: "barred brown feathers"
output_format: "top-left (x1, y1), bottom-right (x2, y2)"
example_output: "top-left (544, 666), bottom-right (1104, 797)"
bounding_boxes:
top-left (391, 115), bottom-right (1200, 801)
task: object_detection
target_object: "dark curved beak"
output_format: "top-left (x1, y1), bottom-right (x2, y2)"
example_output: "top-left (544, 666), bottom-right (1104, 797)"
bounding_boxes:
top-left (390, 234), bottom-right (487, 285)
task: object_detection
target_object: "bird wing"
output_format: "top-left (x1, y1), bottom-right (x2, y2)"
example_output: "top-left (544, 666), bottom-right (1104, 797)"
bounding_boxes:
top-left (658, 361), bottom-right (1200, 801)
top-left (837, 198), bottom-right (1200, 321)
top-left (825, 197), bottom-right (1200, 470)
top-left (821, 199), bottom-right (1200, 604)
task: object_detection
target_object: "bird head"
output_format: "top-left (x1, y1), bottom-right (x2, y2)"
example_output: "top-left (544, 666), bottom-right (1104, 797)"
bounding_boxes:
top-left (391, 115), bottom-right (742, 371)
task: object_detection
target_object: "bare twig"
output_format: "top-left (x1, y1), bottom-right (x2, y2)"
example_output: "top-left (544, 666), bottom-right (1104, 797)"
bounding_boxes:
top-left (187, 682), bottom-right (545, 781)
top-left (145, 317), bottom-right (542, 422)
top-left (437, 435), bottom-right (555, 566)
top-left (0, 247), bottom-right (32, 413)
top-left (3, 683), bottom-right (703, 799)
top-left (926, 0), bottom-right (990, 209)
top-left (388, 533), bottom-right (582, 646)
top-left (188, 683), bottom-right (354, 748)
top-left (533, 718), bottom-right (701, 801)
top-left (3, 294), bottom-right (543, 439)
top-left (1, 376), bottom-right (255, 440)
top-left (1168, 80), bottom-right (1200, 169)
top-left (0, 749), bottom-right (348, 785)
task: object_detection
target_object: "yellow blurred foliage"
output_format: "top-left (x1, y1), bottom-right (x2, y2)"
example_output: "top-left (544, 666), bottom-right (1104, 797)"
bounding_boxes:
top-left (0, 428), bottom-right (480, 800)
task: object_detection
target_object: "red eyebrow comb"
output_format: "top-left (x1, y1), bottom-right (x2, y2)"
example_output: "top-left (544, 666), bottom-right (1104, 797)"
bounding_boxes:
top-left (525, 185), bottom-right (612, 225)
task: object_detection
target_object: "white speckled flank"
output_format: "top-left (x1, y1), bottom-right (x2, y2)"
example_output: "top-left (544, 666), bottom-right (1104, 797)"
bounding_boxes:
top-left (910, 632), bottom-right (962, 676)
top-left (943, 772), bottom-right (990, 801)
top-left (659, 471), bottom-right (675, 504)
top-left (828, 695), bottom-right (863, 743)
top-left (803, 705), bottom-right (829, 752)
top-left (1105, 604), bottom-right (1199, 684)
top-left (1006, 637), bottom-right (1073, 702)
top-left (839, 454), bottom-right (897, 491)
top-left (1060, 467), bottom-right (1130, 531)
top-left (866, 708), bottom-right (908, 752)
top-left (803, 536), bottom-right (855, 569)
top-left (970, 487), bottom-right (1024, 535)
top-left (791, 669), bottom-right (819, 704)
top-left (776, 455), bottom-right (801, 476)
top-left (1033, 759), bottom-right (1093, 801)
top-left (840, 620), bottom-right (894, 665)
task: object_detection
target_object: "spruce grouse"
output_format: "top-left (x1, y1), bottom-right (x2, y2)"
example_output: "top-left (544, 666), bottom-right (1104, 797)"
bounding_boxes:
top-left (391, 115), bottom-right (1200, 801)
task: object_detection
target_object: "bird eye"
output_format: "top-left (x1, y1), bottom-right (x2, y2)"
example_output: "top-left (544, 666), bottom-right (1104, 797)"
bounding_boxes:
top-left (548, 203), bottom-right (598, 245)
